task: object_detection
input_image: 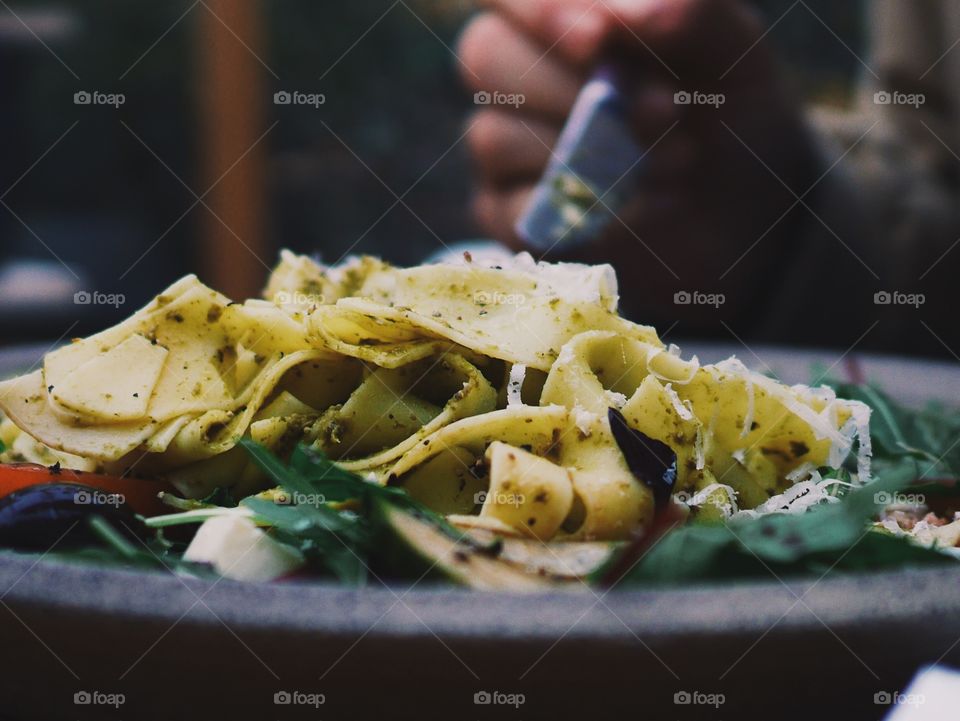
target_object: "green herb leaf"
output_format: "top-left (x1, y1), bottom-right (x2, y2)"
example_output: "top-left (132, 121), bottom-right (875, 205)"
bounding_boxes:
top-left (832, 382), bottom-right (960, 477)
top-left (602, 458), bottom-right (954, 586)
top-left (242, 439), bottom-right (468, 537)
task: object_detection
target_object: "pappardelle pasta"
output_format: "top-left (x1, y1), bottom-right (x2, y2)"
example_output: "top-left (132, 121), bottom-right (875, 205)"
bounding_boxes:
top-left (0, 250), bottom-right (871, 555)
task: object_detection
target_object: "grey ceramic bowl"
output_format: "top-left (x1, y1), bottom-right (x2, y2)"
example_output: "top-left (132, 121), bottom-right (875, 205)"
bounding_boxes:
top-left (0, 344), bottom-right (958, 721)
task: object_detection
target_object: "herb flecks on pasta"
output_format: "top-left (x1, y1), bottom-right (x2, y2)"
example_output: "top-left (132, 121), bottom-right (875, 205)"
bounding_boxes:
top-left (0, 251), bottom-right (870, 541)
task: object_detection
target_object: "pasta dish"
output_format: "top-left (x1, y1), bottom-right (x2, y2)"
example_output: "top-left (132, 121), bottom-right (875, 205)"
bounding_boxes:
top-left (0, 252), bottom-right (953, 588)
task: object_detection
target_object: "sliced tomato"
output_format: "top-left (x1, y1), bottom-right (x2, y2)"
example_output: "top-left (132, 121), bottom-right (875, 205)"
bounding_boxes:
top-left (0, 464), bottom-right (175, 517)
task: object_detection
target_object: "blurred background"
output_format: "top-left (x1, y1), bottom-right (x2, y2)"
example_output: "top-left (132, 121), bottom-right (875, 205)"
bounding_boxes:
top-left (0, 0), bottom-right (863, 342)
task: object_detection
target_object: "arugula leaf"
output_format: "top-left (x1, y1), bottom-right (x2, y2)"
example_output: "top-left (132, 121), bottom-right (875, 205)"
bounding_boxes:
top-left (240, 497), bottom-right (369, 584)
top-left (724, 464), bottom-right (915, 563)
top-left (144, 507), bottom-right (242, 528)
top-left (240, 496), bottom-right (358, 539)
top-left (238, 440), bottom-right (321, 500)
top-left (236, 439), bottom-right (475, 583)
top-left (832, 382), bottom-right (960, 477)
top-left (31, 516), bottom-right (219, 577)
top-left (287, 444), bottom-right (369, 501)
top-left (242, 440), bottom-right (468, 537)
top-left (287, 444), bottom-right (432, 510)
top-left (601, 460), bottom-right (952, 585)
top-left (235, 443), bottom-right (374, 582)
top-left (88, 515), bottom-right (143, 561)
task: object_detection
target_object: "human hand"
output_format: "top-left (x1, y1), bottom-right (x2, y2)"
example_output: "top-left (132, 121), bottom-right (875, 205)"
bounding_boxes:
top-left (459, 0), bottom-right (819, 321)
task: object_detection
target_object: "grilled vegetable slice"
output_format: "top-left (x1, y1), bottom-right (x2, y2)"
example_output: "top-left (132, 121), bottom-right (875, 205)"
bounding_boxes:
top-left (373, 501), bottom-right (556, 591)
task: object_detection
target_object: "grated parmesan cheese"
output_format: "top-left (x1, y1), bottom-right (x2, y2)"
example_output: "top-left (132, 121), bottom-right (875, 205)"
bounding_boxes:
top-left (573, 405), bottom-right (598, 437)
top-left (663, 383), bottom-right (695, 421)
top-left (740, 373), bottom-right (755, 440)
top-left (732, 472), bottom-right (851, 519)
top-left (785, 462), bottom-right (816, 483)
top-left (507, 363), bottom-right (527, 407)
top-left (681, 483), bottom-right (738, 517)
top-left (645, 345), bottom-right (699, 385)
top-left (693, 426), bottom-right (706, 470)
top-left (604, 390), bottom-right (627, 409)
